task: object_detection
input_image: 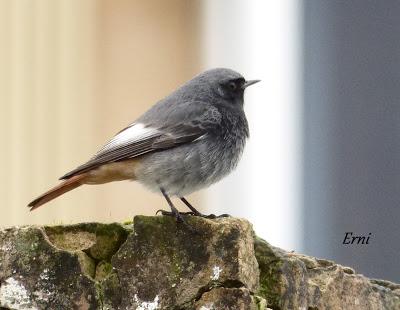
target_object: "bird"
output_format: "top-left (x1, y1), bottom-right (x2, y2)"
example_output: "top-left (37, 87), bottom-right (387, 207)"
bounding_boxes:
top-left (28, 68), bottom-right (260, 223)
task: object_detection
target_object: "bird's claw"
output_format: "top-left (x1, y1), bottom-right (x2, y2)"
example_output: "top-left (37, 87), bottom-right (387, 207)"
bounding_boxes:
top-left (189, 212), bottom-right (231, 219)
top-left (156, 209), bottom-right (230, 219)
top-left (155, 209), bottom-right (198, 233)
top-left (156, 209), bottom-right (194, 217)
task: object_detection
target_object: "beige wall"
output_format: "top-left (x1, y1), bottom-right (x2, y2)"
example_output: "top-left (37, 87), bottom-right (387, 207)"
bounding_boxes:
top-left (0, 0), bottom-right (202, 226)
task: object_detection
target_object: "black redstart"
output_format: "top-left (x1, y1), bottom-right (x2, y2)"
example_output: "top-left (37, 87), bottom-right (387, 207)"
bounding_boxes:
top-left (28, 68), bottom-right (260, 222)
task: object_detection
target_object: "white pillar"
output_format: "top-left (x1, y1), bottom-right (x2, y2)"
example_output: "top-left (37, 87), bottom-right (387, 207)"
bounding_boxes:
top-left (202, 0), bottom-right (303, 250)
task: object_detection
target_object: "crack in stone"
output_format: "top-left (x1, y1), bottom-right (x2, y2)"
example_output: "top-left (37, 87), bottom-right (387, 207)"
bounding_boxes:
top-left (191, 279), bottom-right (247, 304)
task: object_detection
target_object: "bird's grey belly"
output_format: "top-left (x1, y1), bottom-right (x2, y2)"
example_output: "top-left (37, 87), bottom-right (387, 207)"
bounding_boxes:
top-left (133, 136), bottom-right (246, 196)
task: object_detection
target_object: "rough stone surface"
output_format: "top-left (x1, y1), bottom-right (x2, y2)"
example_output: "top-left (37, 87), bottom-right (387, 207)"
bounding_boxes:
top-left (0, 216), bottom-right (399, 309)
top-left (0, 226), bottom-right (102, 309)
top-left (255, 237), bottom-right (400, 310)
top-left (104, 216), bottom-right (259, 309)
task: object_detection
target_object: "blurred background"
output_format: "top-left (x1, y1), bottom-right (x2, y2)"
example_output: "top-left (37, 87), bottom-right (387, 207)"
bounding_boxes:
top-left (0, 0), bottom-right (399, 282)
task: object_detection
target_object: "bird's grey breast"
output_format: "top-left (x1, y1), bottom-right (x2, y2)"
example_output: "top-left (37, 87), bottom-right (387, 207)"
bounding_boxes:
top-left (196, 106), bottom-right (249, 186)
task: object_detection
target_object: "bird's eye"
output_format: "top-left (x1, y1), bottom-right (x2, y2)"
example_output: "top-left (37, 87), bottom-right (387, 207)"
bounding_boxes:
top-left (228, 82), bottom-right (237, 90)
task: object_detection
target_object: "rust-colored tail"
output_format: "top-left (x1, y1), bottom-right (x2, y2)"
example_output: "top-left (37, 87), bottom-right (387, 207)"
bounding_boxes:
top-left (28, 174), bottom-right (87, 211)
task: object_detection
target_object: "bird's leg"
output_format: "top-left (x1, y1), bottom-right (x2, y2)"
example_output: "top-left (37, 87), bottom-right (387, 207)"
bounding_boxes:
top-left (180, 197), bottom-right (230, 219)
top-left (179, 197), bottom-right (203, 216)
top-left (158, 188), bottom-right (192, 225)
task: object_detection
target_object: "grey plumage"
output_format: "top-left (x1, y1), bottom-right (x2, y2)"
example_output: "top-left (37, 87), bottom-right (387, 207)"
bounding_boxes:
top-left (29, 68), bottom-right (259, 215)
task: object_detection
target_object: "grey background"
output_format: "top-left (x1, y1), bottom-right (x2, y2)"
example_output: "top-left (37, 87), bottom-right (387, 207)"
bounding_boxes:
top-left (303, 1), bottom-right (400, 282)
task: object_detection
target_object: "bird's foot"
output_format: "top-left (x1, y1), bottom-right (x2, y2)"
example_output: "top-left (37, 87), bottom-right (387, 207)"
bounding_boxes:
top-left (201, 213), bottom-right (231, 219)
top-left (155, 209), bottom-right (198, 233)
top-left (156, 209), bottom-right (230, 219)
top-left (178, 197), bottom-right (230, 219)
top-left (156, 209), bottom-right (194, 217)
top-left (183, 211), bottom-right (231, 219)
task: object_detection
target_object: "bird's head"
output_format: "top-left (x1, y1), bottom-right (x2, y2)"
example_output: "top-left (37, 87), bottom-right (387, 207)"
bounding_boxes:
top-left (193, 68), bottom-right (260, 105)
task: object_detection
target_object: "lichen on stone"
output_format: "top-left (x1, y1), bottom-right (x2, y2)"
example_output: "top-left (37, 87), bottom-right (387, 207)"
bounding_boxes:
top-left (133, 294), bottom-right (160, 310)
top-left (210, 266), bottom-right (223, 281)
top-left (0, 277), bottom-right (34, 309)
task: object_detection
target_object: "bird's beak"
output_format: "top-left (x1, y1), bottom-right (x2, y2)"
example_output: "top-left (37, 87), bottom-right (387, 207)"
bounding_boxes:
top-left (243, 79), bottom-right (261, 89)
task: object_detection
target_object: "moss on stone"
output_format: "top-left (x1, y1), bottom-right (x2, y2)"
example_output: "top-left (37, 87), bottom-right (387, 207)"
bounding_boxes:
top-left (88, 223), bottom-right (130, 261)
top-left (39, 221), bottom-right (132, 304)
top-left (44, 223), bottom-right (130, 260)
top-left (253, 295), bottom-right (267, 310)
top-left (254, 237), bottom-right (284, 308)
top-left (12, 229), bottom-right (43, 272)
top-left (101, 271), bottom-right (123, 308)
top-left (76, 251), bottom-right (96, 279)
top-left (44, 224), bottom-right (98, 252)
top-left (95, 261), bottom-right (113, 281)
top-left (121, 219), bottom-right (133, 225)
top-left (131, 215), bottom-right (197, 287)
top-left (44, 222), bottom-right (131, 277)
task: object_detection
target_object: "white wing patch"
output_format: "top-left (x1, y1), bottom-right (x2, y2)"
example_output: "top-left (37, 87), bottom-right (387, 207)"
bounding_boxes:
top-left (95, 123), bottom-right (160, 156)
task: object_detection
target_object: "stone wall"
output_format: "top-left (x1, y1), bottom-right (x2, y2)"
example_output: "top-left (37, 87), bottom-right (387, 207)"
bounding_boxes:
top-left (0, 216), bottom-right (399, 309)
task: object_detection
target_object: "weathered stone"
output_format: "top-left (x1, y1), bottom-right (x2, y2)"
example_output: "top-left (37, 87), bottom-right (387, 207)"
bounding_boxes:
top-left (0, 226), bottom-right (101, 309)
top-left (255, 237), bottom-right (400, 310)
top-left (44, 223), bottom-right (131, 261)
top-left (0, 216), bottom-right (399, 309)
top-left (194, 287), bottom-right (257, 310)
top-left (104, 215), bottom-right (259, 309)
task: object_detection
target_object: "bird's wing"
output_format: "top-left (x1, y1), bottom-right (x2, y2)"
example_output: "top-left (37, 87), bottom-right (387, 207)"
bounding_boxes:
top-left (59, 103), bottom-right (221, 180)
